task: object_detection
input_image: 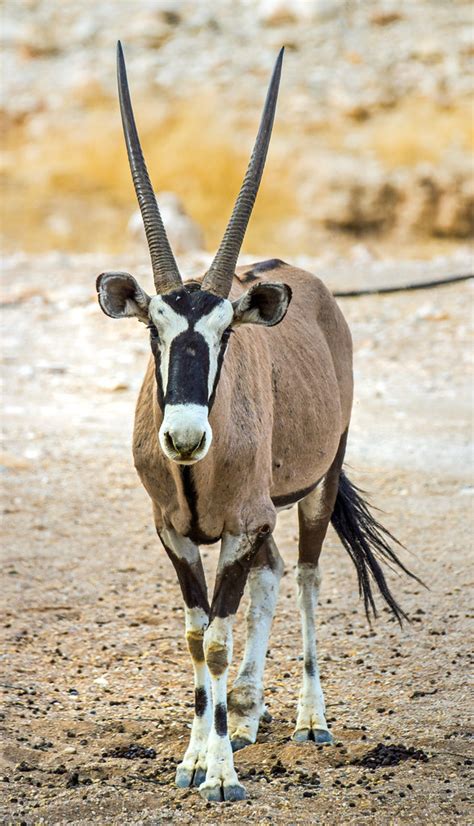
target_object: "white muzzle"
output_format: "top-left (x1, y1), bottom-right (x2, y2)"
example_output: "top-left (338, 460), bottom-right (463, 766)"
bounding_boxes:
top-left (159, 403), bottom-right (212, 464)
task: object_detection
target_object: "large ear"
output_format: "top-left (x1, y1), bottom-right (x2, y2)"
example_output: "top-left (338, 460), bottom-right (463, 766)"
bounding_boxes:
top-left (232, 281), bottom-right (292, 327)
top-left (96, 271), bottom-right (151, 321)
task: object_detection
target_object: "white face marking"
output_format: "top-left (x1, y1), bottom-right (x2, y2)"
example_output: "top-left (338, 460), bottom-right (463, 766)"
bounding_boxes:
top-left (149, 296), bottom-right (188, 396)
top-left (149, 295), bottom-right (232, 400)
top-left (195, 300), bottom-right (233, 397)
top-left (149, 294), bottom-right (233, 464)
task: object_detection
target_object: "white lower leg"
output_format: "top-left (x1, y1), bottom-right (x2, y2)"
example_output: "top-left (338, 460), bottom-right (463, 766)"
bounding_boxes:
top-left (176, 607), bottom-right (212, 786)
top-left (293, 563), bottom-right (331, 739)
top-left (229, 561), bottom-right (282, 744)
top-left (199, 616), bottom-right (245, 800)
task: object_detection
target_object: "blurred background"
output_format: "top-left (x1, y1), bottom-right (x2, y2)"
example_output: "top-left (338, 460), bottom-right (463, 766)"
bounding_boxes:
top-left (2, 0), bottom-right (473, 262)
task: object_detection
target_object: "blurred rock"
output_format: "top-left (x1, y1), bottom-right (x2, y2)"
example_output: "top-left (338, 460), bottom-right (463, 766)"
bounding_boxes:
top-left (311, 157), bottom-right (400, 233)
top-left (399, 159), bottom-right (474, 239)
top-left (370, 8), bottom-right (403, 27)
top-left (128, 191), bottom-right (205, 254)
top-left (258, 0), bottom-right (341, 25)
top-left (46, 214), bottom-right (73, 241)
top-left (0, 452), bottom-right (33, 471)
top-left (434, 177), bottom-right (474, 238)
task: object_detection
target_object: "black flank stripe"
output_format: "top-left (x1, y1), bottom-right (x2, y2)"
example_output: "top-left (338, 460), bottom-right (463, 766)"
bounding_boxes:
top-left (272, 478), bottom-right (322, 509)
top-left (214, 703), bottom-right (227, 737)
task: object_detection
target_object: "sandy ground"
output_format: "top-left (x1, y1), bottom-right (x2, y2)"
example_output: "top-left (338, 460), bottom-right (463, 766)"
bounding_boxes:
top-left (1, 251), bottom-right (473, 824)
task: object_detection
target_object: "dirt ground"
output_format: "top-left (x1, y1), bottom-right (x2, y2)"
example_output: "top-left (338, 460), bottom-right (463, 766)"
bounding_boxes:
top-left (1, 250), bottom-right (473, 825)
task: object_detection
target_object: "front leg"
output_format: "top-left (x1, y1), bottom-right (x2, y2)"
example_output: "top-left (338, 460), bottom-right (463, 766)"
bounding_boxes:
top-left (200, 530), bottom-right (266, 802)
top-left (228, 535), bottom-right (284, 751)
top-left (159, 528), bottom-right (212, 788)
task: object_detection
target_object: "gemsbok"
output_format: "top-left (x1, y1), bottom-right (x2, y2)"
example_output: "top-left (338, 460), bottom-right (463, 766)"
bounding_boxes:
top-left (96, 42), bottom-right (419, 802)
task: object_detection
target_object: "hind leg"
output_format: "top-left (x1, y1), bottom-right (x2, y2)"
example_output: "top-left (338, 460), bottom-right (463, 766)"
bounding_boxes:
top-left (228, 535), bottom-right (284, 751)
top-left (293, 434), bottom-right (346, 744)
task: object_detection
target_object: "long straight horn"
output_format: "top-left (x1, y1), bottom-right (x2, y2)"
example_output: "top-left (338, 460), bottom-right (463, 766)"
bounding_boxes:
top-left (201, 48), bottom-right (284, 298)
top-left (117, 41), bottom-right (182, 294)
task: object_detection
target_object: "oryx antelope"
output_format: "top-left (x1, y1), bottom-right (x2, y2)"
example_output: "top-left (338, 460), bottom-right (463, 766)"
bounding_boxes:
top-left (96, 43), bottom-right (418, 802)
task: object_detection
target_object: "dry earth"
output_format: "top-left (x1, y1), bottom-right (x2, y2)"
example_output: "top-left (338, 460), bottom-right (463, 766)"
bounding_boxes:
top-left (1, 250), bottom-right (473, 824)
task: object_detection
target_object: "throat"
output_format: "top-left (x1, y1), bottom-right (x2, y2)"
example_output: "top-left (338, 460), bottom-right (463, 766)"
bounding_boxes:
top-left (179, 466), bottom-right (220, 545)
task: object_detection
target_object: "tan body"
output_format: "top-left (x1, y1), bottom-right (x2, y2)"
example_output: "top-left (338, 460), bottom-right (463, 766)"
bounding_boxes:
top-left (97, 45), bottom-right (412, 801)
top-left (133, 263), bottom-right (353, 541)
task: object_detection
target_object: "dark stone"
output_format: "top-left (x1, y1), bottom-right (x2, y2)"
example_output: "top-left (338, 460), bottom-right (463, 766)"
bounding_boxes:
top-left (66, 772), bottom-right (80, 788)
top-left (105, 744), bottom-right (157, 760)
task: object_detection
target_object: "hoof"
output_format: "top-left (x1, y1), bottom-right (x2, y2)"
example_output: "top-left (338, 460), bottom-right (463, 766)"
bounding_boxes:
top-left (193, 767), bottom-right (207, 786)
top-left (231, 736), bottom-right (253, 753)
top-left (199, 781), bottom-right (246, 802)
top-left (313, 728), bottom-right (334, 744)
top-left (175, 764), bottom-right (207, 788)
top-left (175, 766), bottom-right (193, 788)
top-left (260, 707), bottom-right (272, 723)
top-left (292, 728), bottom-right (334, 744)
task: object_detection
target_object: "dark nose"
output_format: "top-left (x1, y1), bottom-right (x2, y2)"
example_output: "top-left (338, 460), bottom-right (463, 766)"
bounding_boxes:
top-left (164, 430), bottom-right (206, 458)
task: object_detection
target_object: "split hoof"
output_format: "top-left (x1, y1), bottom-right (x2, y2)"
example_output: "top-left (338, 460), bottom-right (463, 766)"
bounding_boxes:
top-left (175, 764), bottom-right (207, 788)
top-left (193, 767), bottom-right (207, 786)
top-left (199, 781), bottom-right (246, 802)
top-left (292, 728), bottom-right (334, 745)
top-left (231, 736), bottom-right (253, 753)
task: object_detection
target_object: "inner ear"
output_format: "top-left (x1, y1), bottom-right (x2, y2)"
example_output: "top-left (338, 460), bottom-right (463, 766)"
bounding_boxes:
top-left (96, 271), bottom-right (151, 321)
top-left (232, 282), bottom-right (292, 327)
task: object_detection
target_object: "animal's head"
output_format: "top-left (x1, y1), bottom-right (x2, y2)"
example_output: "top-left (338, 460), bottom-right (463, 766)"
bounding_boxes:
top-left (97, 43), bottom-right (291, 465)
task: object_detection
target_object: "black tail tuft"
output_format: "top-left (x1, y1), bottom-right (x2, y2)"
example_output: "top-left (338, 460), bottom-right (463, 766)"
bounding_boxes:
top-left (330, 471), bottom-right (423, 624)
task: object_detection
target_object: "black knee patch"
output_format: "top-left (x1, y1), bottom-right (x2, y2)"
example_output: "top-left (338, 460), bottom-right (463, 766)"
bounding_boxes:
top-left (304, 657), bottom-right (316, 677)
top-left (195, 686), bottom-right (208, 717)
top-left (214, 703), bottom-right (227, 737)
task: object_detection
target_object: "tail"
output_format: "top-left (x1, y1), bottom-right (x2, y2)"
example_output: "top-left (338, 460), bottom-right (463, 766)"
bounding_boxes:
top-left (330, 471), bottom-right (423, 624)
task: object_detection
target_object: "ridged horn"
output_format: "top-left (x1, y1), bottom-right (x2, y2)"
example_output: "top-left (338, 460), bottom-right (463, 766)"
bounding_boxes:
top-left (117, 41), bottom-right (182, 294)
top-left (201, 48), bottom-right (284, 298)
